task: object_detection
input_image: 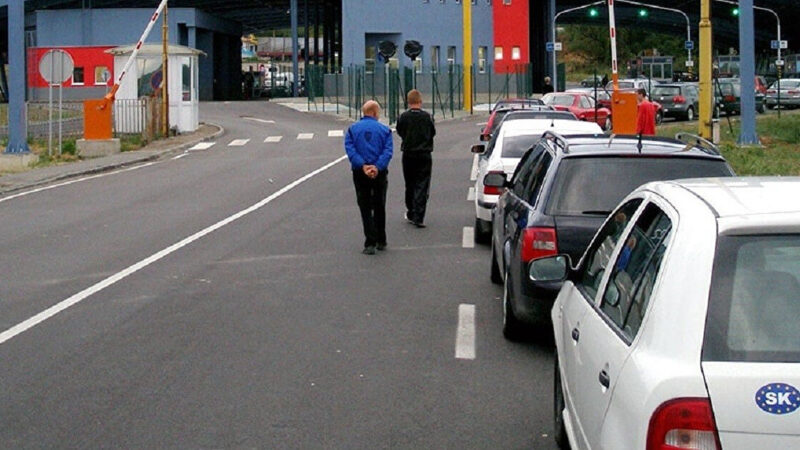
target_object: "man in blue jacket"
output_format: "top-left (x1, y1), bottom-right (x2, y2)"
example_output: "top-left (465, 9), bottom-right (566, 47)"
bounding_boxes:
top-left (344, 100), bottom-right (394, 255)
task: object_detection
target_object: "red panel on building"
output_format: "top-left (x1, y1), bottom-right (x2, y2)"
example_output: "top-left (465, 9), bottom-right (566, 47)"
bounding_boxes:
top-left (28, 46), bottom-right (115, 88)
top-left (493, 0), bottom-right (529, 73)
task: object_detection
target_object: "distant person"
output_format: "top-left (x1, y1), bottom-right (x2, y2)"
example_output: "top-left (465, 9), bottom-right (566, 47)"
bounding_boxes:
top-left (601, 74), bottom-right (609, 88)
top-left (344, 100), bottom-right (394, 255)
top-left (636, 88), bottom-right (657, 136)
top-left (397, 89), bottom-right (436, 228)
top-left (542, 76), bottom-right (554, 94)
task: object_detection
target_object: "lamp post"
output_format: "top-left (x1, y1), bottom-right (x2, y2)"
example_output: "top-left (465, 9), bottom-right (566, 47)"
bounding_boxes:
top-left (615, 0), bottom-right (694, 73)
top-left (552, 1), bottom-right (605, 92)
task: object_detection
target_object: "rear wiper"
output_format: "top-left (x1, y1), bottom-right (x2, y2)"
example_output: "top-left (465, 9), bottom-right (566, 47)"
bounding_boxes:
top-left (582, 210), bottom-right (612, 215)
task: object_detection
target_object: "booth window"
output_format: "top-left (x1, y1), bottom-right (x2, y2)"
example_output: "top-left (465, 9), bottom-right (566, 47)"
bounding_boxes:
top-left (182, 58), bottom-right (191, 101)
top-left (72, 67), bottom-right (85, 85)
top-left (94, 66), bottom-right (111, 85)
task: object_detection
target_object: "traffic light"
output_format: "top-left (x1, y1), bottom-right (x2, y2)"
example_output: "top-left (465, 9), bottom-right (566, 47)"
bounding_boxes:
top-left (731, 7), bottom-right (739, 16)
top-left (588, 7), bottom-right (599, 18)
top-left (638, 8), bottom-right (649, 18)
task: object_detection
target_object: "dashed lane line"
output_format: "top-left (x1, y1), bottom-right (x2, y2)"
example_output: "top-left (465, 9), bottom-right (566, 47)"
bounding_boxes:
top-left (470, 154), bottom-right (479, 181)
top-left (467, 187), bottom-right (475, 202)
top-left (328, 130), bottom-right (344, 137)
top-left (228, 139), bottom-right (250, 147)
top-left (264, 136), bottom-right (283, 143)
top-left (297, 133), bottom-right (314, 140)
top-left (462, 227), bottom-right (475, 248)
top-left (242, 117), bottom-right (276, 124)
top-left (455, 304), bottom-right (476, 360)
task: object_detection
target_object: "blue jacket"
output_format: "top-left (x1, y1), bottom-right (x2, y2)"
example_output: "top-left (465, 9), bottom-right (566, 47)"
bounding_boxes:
top-left (344, 116), bottom-right (393, 171)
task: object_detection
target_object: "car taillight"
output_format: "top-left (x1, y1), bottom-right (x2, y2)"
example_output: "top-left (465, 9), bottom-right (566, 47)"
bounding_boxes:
top-left (483, 171), bottom-right (504, 196)
top-left (767, 89), bottom-right (777, 94)
top-left (673, 95), bottom-right (686, 104)
top-left (724, 95), bottom-right (735, 102)
top-left (521, 227), bottom-right (558, 263)
top-left (788, 90), bottom-right (800, 95)
top-left (647, 398), bottom-right (721, 450)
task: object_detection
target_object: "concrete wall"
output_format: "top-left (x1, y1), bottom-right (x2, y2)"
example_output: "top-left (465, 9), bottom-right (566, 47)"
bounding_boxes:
top-left (341, 0), bottom-right (493, 70)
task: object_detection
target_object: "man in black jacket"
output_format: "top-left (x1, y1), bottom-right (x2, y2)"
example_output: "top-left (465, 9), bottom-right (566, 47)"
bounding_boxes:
top-left (396, 89), bottom-right (436, 228)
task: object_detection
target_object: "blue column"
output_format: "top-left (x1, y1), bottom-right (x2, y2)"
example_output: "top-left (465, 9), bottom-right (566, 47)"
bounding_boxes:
top-left (291, 0), bottom-right (299, 97)
top-left (549, 0), bottom-right (556, 81)
top-left (737, 0), bottom-right (760, 146)
top-left (6, 0), bottom-right (29, 153)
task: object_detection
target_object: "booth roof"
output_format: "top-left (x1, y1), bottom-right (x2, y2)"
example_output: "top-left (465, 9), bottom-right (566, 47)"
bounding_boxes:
top-left (107, 43), bottom-right (206, 57)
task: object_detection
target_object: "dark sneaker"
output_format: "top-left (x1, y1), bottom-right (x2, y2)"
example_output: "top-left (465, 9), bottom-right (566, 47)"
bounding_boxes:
top-left (404, 212), bottom-right (415, 224)
top-left (362, 246), bottom-right (376, 255)
top-left (376, 243), bottom-right (387, 251)
top-left (413, 221), bottom-right (426, 228)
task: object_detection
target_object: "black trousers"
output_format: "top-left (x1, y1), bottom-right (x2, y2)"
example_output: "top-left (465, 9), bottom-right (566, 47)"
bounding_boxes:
top-left (352, 169), bottom-right (388, 248)
top-left (402, 153), bottom-right (432, 224)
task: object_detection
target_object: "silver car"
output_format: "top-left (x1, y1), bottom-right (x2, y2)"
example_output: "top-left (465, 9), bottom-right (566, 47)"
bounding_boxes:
top-left (765, 78), bottom-right (800, 109)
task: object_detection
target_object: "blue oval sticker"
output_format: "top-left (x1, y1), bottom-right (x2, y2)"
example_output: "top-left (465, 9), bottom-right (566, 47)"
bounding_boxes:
top-left (755, 383), bottom-right (800, 415)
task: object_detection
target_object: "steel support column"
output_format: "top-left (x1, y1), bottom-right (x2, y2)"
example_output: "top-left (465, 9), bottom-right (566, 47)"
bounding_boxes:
top-left (737, 0), bottom-right (760, 146)
top-left (6, 0), bottom-right (29, 153)
top-left (291, 0), bottom-right (299, 96)
top-left (698, 0), bottom-right (713, 139)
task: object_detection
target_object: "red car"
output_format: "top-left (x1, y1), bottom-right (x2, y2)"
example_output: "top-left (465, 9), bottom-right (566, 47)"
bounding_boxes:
top-left (542, 92), bottom-right (612, 131)
top-left (565, 88), bottom-right (664, 125)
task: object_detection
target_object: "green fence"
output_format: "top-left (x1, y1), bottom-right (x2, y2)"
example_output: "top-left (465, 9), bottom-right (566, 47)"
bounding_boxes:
top-left (306, 63), bottom-right (535, 124)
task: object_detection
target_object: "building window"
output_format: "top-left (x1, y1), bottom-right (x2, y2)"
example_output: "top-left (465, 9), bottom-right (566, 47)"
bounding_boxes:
top-left (94, 66), bottom-right (111, 85)
top-left (431, 46), bottom-right (440, 73)
top-left (494, 46), bottom-right (503, 61)
top-left (72, 67), bottom-right (85, 85)
top-left (447, 46), bottom-right (456, 69)
top-left (414, 58), bottom-right (423, 74)
top-left (365, 44), bottom-right (376, 74)
top-left (512, 46), bottom-right (521, 60)
top-left (478, 46), bottom-right (487, 73)
top-left (503, 0), bottom-right (511, 4)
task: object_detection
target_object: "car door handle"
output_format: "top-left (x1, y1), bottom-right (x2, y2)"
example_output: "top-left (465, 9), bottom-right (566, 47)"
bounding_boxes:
top-left (571, 328), bottom-right (580, 342)
top-left (598, 370), bottom-right (610, 389)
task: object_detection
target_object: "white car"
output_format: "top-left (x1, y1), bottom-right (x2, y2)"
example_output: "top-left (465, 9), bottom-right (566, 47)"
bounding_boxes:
top-left (470, 118), bottom-right (602, 242)
top-left (527, 177), bottom-right (800, 449)
top-left (605, 78), bottom-right (659, 93)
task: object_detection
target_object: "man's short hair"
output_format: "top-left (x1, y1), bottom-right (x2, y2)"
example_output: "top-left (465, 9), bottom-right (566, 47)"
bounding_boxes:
top-left (362, 100), bottom-right (380, 117)
top-left (407, 89), bottom-right (422, 105)
top-left (637, 88), bottom-right (647, 97)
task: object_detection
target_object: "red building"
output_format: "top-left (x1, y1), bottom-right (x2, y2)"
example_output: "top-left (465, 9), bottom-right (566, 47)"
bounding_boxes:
top-left (493, 0), bottom-right (529, 73)
top-left (27, 46), bottom-right (115, 100)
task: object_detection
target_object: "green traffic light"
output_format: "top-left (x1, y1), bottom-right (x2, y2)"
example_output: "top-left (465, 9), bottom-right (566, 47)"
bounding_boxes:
top-left (732, 7), bottom-right (739, 16)
top-left (638, 8), bottom-right (649, 18)
top-left (588, 8), bottom-right (599, 18)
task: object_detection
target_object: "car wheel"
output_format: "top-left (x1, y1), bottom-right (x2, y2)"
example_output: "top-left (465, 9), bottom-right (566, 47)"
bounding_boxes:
top-left (554, 356), bottom-right (570, 449)
top-left (757, 103), bottom-right (765, 114)
top-left (685, 106), bottom-right (695, 121)
top-left (767, 103), bottom-right (775, 110)
top-left (502, 270), bottom-right (523, 341)
top-left (474, 218), bottom-right (491, 245)
top-left (491, 239), bottom-right (503, 285)
top-left (604, 116), bottom-right (612, 132)
top-left (655, 111), bottom-right (663, 125)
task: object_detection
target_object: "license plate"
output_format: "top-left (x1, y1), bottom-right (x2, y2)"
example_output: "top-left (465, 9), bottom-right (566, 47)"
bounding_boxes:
top-left (663, 108), bottom-right (669, 112)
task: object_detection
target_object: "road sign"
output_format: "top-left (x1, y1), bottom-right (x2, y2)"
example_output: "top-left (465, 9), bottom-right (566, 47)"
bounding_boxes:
top-left (772, 40), bottom-right (789, 50)
top-left (776, 59), bottom-right (785, 67)
top-left (554, 42), bottom-right (563, 51)
top-left (685, 40), bottom-right (694, 51)
top-left (39, 49), bottom-right (74, 84)
top-left (546, 42), bottom-right (562, 52)
top-left (546, 42), bottom-right (554, 52)
top-left (685, 60), bottom-right (694, 68)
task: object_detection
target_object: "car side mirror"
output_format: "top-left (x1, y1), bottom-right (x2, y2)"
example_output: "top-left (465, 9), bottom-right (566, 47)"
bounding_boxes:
top-left (482, 172), bottom-right (507, 188)
top-left (471, 144), bottom-right (486, 154)
top-left (529, 255), bottom-right (570, 283)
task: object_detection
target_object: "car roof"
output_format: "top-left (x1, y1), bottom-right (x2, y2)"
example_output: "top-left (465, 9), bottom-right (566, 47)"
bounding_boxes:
top-left (501, 119), bottom-right (602, 137)
top-left (503, 110), bottom-right (574, 119)
top-left (545, 134), bottom-right (728, 159)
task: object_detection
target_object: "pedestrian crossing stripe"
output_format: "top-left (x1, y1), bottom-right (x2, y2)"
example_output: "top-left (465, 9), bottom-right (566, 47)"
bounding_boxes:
top-left (297, 133), bottom-right (314, 140)
top-left (264, 136), bottom-right (283, 143)
top-left (228, 139), bottom-right (250, 146)
top-left (328, 130), bottom-right (344, 137)
top-left (189, 142), bottom-right (215, 151)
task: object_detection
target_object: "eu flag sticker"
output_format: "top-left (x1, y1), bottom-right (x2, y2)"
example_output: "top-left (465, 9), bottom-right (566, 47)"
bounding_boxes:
top-left (755, 383), bottom-right (800, 415)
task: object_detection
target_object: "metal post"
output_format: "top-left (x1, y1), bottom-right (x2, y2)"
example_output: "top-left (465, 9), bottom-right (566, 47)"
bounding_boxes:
top-left (737, 0), bottom-right (759, 146)
top-left (6, 0), bottom-right (29, 153)
top-left (699, 0), bottom-right (713, 139)
top-left (162, 2), bottom-right (169, 136)
top-left (552, 1), bottom-right (605, 94)
top-left (550, 0), bottom-right (556, 92)
top-left (463, 0), bottom-right (472, 112)
top-left (291, 0), bottom-right (299, 97)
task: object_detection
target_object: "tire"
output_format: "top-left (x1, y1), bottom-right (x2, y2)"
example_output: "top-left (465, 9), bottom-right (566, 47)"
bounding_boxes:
top-left (502, 270), bottom-right (523, 341)
top-left (491, 240), bottom-right (503, 285)
top-left (767, 103), bottom-right (776, 110)
top-left (757, 103), bottom-right (765, 114)
top-left (604, 116), bottom-right (612, 132)
top-left (655, 111), bottom-right (663, 125)
top-left (685, 106), bottom-right (695, 122)
top-left (554, 356), bottom-right (570, 449)
top-left (474, 218), bottom-right (491, 245)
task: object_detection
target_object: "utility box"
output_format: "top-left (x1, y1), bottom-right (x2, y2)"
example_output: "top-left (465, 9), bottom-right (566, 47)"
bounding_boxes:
top-left (83, 99), bottom-right (113, 140)
top-left (611, 91), bottom-right (638, 135)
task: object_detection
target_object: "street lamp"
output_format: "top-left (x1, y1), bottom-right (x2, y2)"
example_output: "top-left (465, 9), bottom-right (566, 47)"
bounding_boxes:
top-left (551, 1), bottom-right (605, 92)
top-left (715, 0), bottom-right (782, 71)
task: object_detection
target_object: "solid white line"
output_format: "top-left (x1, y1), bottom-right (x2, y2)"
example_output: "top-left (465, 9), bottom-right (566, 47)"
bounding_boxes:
top-left (243, 117), bottom-right (275, 124)
top-left (328, 130), bottom-right (344, 137)
top-left (467, 187), bottom-right (475, 202)
top-left (462, 227), bottom-right (475, 248)
top-left (0, 162), bottom-right (157, 205)
top-left (455, 304), bottom-right (476, 360)
top-left (171, 153), bottom-right (188, 160)
top-left (228, 139), bottom-right (250, 147)
top-left (188, 142), bottom-right (215, 151)
top-left (264, 136), bottom-right (283, 143)
top-left (297, 133), bottom-right (314, 140)
top-left (470, 154), bottom-right (479, 182)
top-left (0, 155), bottom-right (349, 347)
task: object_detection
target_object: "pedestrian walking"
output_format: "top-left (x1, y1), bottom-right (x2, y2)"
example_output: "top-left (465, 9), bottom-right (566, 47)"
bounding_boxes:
top-left (396, 89), bottom-right (436, 228)
top-left (542, 77), bottom-right (554, 94)
top-left (344, 100), bottom-right (394, 255)
top-left (636, 88), bottom-right (657, 136)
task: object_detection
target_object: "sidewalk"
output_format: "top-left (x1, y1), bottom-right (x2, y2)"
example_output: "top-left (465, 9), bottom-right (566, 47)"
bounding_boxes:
top-left (0, 123), bottom-right (223, 195)
top-left (273, 97), bottom-right (484, 124)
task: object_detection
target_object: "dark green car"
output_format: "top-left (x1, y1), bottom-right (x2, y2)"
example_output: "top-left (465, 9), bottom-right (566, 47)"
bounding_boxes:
top-left (714, 78), bottom-right (765, 116)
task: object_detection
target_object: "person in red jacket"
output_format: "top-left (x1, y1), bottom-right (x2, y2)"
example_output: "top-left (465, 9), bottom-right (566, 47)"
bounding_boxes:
top-left (636, 88), bottom-right (657, 135)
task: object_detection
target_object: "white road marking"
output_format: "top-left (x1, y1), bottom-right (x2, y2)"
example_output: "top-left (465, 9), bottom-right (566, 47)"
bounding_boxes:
top-left (455, 304), bottom-right (476, 360)
top-left (297, 133), bottom-right (314, 140)
top-left (462, 227), bottom-right (475, 248)
top-left (242, 117), bottom-right (276, 124)
top-left (264, 136), bottom-right (283, 143)
top-left (0, 162), bottom-right (157, 205)
top-left (470, 154), bottom-right (479, 181)
top-left (171, 153), bottom-right (188, 160)
top-left (328, 130), bottom-right (344, 137)
top-left (467, 187), bottom-right (475, 201)
top-left (0, 155), bottom-right (349, 346)
top-left (188, 142), bottom-right (215, 151)
top-left (228, 139), bottom-right (250, 147)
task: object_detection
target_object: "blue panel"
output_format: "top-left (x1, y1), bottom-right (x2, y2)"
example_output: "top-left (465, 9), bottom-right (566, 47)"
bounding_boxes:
top-left (6, 0), bottom-right (28, 153)
top-left (738, 0), bottom-right (760, 146)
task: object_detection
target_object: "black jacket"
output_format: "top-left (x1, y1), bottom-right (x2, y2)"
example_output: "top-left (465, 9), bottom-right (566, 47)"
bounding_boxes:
top-left (396, 108), bottom-right (436, 154)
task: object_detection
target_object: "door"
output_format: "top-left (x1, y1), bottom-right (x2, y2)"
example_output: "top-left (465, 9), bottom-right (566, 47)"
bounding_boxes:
top-left (494, 145), bottom-right (544, 259)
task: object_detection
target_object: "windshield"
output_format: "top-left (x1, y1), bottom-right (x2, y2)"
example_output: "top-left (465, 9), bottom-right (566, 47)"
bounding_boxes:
top-left (546, 157), bottom-right (733, 215)
top-left (704, 235), bottom-right (800, 363)
top-left (652, 87), bottom-right (681, 97)
top-left (499, 134), bottom-right (545, 159)
top-left (770, 80), bottom-right (800, 90)
top-left (543, 94), bottom-right (575, 107)
top-left (488, 110), bottom-right (511, 135)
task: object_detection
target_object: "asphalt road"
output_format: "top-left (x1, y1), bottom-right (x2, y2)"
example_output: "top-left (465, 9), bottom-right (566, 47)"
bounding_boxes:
top-left (0, 101), bottom-right (558, 449)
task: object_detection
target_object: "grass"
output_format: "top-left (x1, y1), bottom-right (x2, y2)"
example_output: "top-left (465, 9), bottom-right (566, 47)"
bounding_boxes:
top-left (657, 110), bottom-right (800, 176)
top-left (1, 134), bottom-right (148, 173)
top-left (0, 103), bottom-right (82, 126)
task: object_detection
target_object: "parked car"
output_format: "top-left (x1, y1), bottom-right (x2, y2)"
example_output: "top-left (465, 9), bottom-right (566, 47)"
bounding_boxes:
top-left (567, 88), bottom-right (665, 125)
top-left (765, 78), bottom-right (800, 110)
top-left (471, 119), bottom-right (602, 243)
top-left (580, 75), bottom-right (604, 88)
top-left (541, 92), bottom-right (612, 131)
top-left (535, 176), bottom-right (800, 449)
top-left (605, 78), bottom-right (659, 94)
top-left (715, 78), bottom-right (766, 115)
top-left (488, 132), bottom-right (734, 339)
top-left (491, 97), bottom-right (544, 112)
top-left (651, 83), bottom-right (700, 121)
top-left (480, 105), bottom-right (557, 141)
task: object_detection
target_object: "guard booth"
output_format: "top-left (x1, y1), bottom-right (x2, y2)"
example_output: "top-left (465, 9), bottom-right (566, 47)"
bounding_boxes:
top-left (107, 44), bottom-right (203, 133)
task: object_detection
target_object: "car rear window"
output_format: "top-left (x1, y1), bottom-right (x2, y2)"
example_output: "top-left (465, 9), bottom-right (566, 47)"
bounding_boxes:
top-left (545, 157), bottom-right (732, 215)
top-left (617, 82), bottom-right (634, 90)
top-left (543, 94), bottom-right (575, 107)
top-left (771, 80), bottom-right (800, 89)
top-left (500, 134), bottom-right (544, 158)
top-left (506, 111), bottom-right (577, 121)
top-left (704, 235), bottom-right (800, 363)
top-left (652, 87), bottom-right (680, 97)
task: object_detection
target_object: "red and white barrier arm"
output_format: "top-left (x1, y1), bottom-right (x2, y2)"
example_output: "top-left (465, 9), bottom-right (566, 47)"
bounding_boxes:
top-left (607, 0), bottom-right (619, 92)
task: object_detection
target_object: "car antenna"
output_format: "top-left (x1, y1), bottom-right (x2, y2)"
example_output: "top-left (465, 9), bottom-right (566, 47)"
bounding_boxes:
top-left (637, 133), bottom-right (643, 153)
top-left (551, 117), bottom-right (555, 127)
